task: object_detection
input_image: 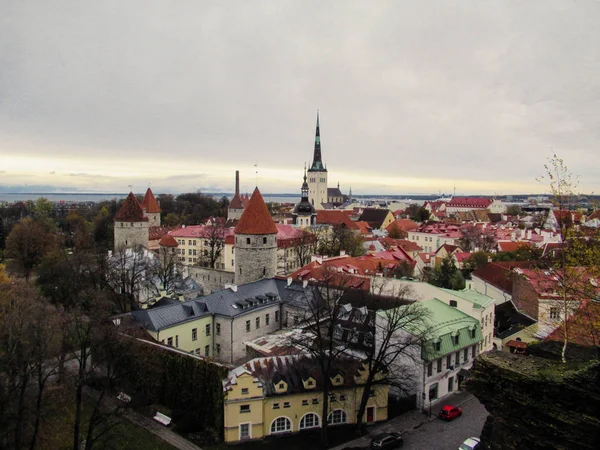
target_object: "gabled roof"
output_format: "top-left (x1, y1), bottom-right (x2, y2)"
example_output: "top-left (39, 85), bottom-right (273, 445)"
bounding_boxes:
top-left (447, 197), bottom-right (493, 208)
top-left (316, 210), bottom-right (359, 229)
top-left (141, 188), bottom-right (161, 213)
top-left (471, 261), bottom-right (536, 294)
top-left (358, 208), bottom-right (392, 228)
top-left (234, 188), bottom-right (278, 235)
top-left (386, 219), bottom-right (419, 233)
top-left (114, 192), bottom-right (148, 222)
top-left (159, 234), bottom-right (179, 247)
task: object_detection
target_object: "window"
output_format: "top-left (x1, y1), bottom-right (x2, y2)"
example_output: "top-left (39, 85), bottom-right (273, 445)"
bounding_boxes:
top-left (256, 317), bottom-right (260, 329)
top-left (240, 423), bottom-right (250, 440)
top-left (167, 337), bottom-right (173, 346)
top-left (453, 334), bottom-right (459, 345)
top-left (302, 399), bottom-right (309, 406)
top-left (434, 340), bottom-right (441, 351)
top-left (278, 383), bottom-right (285, 390)
top-left (307, 380), bottom-right (314, 386)
top-left (192, 328), bottom-right (197, 341)
top-left (275, 311), bottom-right (279, 322)
top-left (470, 328), bottom-right (476, 338)
top-left (464, 348), bottom-right (469, 361)
top-left (449, 300), bottom-right (458, 307)
top-left (204, 345), bottom-right (209, 356)
top-left (550, 307), bottom-right (560, 320)
top-left (446, 355), bottom-right (452, 368)
top-left (216, 323), bottom-right (221, 335)
top-left (427, 362), bottom-right (432, 377)
top-left (175, 335), bottom-right (179, 347)
top-left (273, 403), bottom-right (280, 409)
top-left (246, 238), bottom-right (251, 245)
top-left (270, 417), bottom-right (291, 434)
top-left (328, 409), bottom-right (347, 425)
top-left (429, 383), bottom-right (438, 400)
top-left (456, 351), bottom-right (460, 364)
top-left (472, 345), bottom-right (477, 358)
top-left (263, 237), bottom-right (267, 244)
top-left (436, 359), bottom-right (442, 373)
top-left (283, 402), bottom-right (290, 408)
top-left (312, 398), bottom-right (319, 404)
top-left (205, 324), bottom-right (211, 336)
top-left (240, 405), bottom-right (250, 413)
top-left (246, 320), bottom-right (251, 332)
top-left (266, 314), bottom-right (270, 326)
top-left (241, 388), bottom-right (249, 395)
top-left (339, 394), bottom-right (346, 401)
top-left (216, 344), bottom-right (221, 355)
top-left (300, 413), bottom-right (320, 429)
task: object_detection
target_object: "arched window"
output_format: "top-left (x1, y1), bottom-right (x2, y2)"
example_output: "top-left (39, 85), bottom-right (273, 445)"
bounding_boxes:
top-left (327, 409), bottom-right (347, 425)
top-left (299, 413), bottom-right (320, 430)
top-left (270, 417), bottom-right (291, 434)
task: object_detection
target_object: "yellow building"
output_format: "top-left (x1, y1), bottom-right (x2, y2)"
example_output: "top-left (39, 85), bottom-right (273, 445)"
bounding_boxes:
top-left (223, 355), bottom-right (389, 443)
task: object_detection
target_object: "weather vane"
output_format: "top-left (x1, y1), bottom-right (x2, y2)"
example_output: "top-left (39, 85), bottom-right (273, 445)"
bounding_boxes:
top-left (254, 164), bottom-right (258, 187)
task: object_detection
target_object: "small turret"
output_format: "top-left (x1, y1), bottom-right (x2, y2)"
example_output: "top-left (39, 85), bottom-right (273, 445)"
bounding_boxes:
top-left (114, 192), bottom-right (149, 251)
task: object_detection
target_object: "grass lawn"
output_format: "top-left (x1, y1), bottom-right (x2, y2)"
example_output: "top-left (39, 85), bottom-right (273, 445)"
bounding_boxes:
top-left (37, 386), bottom-right (176, 450)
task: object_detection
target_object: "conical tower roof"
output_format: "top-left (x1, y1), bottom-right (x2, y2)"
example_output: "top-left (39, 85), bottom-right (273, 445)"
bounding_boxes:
top-left (141, 188), bottom-right (161, 213)
top-left (234, 187), bottom-right (277, 235)
top-left (115, 192), bottom-right (148, 222)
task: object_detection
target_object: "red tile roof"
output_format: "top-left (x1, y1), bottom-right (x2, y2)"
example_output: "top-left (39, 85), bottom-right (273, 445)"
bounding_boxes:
top-left (159, 234), bottom-right (179, 247)
top-left (386, 219), bottom-right (419, 233)
top-left (149, 226), bottom-right (170, 240)
top-left (447, 197), bottom-right (493, 208)
top-left (316, 210), bottom-right (359, 229)
top-left (141, 188), bottom-right (161, 213)
top-left (235, 188), bottom-right (278, 235)
top-left (354, 221), bottom-right (372, 235)
top-left (378, 238), bottom-right (423, 253)
top-left (114, 192), bottom-right (148, 222)
top-left (229, 193), bottom-right (244, 209)
top-left (471, 261), bottom-right (535, 294)
top-left (498, 241), bottom-right (531, 253)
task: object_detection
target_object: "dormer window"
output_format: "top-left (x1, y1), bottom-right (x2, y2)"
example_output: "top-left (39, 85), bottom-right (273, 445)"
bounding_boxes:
top-left (449, 300), bottom-right (458, 307)
top-left (279, 383), bottom-right (285, 389)
top-left (241, 388), bottom-right (249, 395)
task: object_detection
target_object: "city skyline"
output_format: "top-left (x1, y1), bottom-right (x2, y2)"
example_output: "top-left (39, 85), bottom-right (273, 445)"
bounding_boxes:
top-left (2, 1), bottom-right (599, 195)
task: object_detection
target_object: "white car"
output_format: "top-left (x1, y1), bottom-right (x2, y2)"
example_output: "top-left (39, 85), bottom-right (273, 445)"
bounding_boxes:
top-left (459, 437), bottom-right (480, 450)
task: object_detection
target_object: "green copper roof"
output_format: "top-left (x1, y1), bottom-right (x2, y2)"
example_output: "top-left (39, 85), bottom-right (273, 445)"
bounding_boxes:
top-left (439, 288), bottom-right (495, 309)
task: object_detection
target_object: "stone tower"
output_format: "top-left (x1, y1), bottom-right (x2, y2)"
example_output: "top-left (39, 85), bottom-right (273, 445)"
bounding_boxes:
top-left (307, 112), bottom-right (328, 210)
top-left (141, 187), bottom-right (161, 226)
top-left (228, 170), bottom-right (245, 221)
top-left (234, 187), bottom-right (278, 285)
top-left (293, 165), bottom-right (317, 227)
top-left (113, 192), bottom-right (149, 251)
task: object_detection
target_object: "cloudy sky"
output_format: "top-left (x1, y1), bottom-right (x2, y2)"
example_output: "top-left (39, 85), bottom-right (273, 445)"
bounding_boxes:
top-left (1, 0), bottom-right (599, 196)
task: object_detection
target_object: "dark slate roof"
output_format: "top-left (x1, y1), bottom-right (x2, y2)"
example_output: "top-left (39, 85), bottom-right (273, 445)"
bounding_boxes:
top-left (150, 297), bottom-right (180, 309)
top-left (358, 208), bottom-right (391, 228)
top-left (131, 278), bottom-right (320, 332)
top-left (495, 301), bottom-right (536, 340)
top-left (327, 188), bottom-right (343, 198)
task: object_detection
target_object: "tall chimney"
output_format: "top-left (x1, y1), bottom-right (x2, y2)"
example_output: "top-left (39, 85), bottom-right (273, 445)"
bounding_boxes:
top-left (235, 170), bottom-right (240, 196)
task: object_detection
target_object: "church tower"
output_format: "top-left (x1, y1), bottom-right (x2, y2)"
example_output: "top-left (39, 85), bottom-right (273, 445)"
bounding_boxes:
top-left (307, 112), bottom-right (328, 210)
top-left (113, 192), bottom-right (149, 251)
top-left (292, 165), bottom-right (317, 227)
top-left (234, 187), bottom-right (278, 285)
top-left (228, 170), bottom-right (245, 221)
top-left (141, 187), bottom-right (161, 227)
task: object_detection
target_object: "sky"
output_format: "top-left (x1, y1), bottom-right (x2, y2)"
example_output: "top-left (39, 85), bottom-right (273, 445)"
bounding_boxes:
top-left (1, 0), bottom-right (599, 196)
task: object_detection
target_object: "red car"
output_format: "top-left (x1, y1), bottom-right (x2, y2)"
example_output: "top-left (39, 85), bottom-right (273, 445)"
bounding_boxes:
top-left (439, 405), bottom-right (462, 421)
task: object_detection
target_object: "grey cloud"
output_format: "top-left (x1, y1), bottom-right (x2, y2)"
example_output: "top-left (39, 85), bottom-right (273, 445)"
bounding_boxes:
top-left (1, 1), bottom-right (600, 193)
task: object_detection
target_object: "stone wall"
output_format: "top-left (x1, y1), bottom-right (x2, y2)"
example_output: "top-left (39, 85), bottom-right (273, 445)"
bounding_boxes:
top-left (234, 234), bottom-right (277, 285)
top-left (467, 351), bottom-right (600, 450)
top-left (113, 221), bottom-right (149, 251)
top-left (188, 266), bottom-right (235, 295)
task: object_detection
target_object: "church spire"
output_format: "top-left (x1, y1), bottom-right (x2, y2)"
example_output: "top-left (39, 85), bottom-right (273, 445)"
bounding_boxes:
top-left (309, 111), bottom-right (326, 171)
top-left (301, 163), bottom-right (309, 200)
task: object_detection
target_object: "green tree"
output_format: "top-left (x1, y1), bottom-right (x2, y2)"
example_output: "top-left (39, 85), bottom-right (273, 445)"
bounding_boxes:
top-left (461, 251), bottom-right (491, 279)
top-left (428, 256), bottom-right (465, 290)
top-left (506, 205), bottom-right (523, 216)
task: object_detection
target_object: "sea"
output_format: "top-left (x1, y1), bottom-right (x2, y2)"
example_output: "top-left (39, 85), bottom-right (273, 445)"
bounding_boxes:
top-left (0, 193), bottom-right (300, 204)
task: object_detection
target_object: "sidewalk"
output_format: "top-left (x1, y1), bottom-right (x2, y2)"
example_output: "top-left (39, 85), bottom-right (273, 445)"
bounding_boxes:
top-left (329, 390), bottom-right (475, 450)
top-left (83, 387), bottom-right (202, 450)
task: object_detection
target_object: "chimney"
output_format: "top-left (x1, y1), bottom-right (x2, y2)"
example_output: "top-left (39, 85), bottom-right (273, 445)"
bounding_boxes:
top-left (303, 280), bottom-right (308, 289)
top-left (235, 170), bottom-right (240, 196)
top-left (287, 277), bottom-right (292, 286)
top-left (225, 283), bottom-right (237, 292)
top-left (526, 229), bottom-right (532, 240)
top-left (340, 250), bottom-right (346, 256)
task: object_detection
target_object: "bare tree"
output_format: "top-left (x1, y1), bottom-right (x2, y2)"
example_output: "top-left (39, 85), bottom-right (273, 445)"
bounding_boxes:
top-left (106, 246), bottom-right (152, 311)
top-left (459, 224), bottom-right (496, 252)
top-left (199, 223), bottom-right (226, 269)
top-left (295, 229), bottom-right (316, 268)
top-left (145, 245), bottom-right (183, 297)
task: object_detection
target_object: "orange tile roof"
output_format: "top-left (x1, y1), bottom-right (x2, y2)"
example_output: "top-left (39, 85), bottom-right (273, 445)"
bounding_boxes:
top-left (354, 221), bottom-right (372, 234)
top-left (316, 210), bottom-right (359, 229)
top-left (386, 219), bottom-right (419, 233)
top-left (141, 188), bottom-right (161, 213)
top-left (159, 234), bottom-right (179, 247)
top-left (234, 188), bottom-right (278, 235)
top-left (229, 193), bottom-right (244, 209)
top-left (114, 192), bottom-right (148, 222)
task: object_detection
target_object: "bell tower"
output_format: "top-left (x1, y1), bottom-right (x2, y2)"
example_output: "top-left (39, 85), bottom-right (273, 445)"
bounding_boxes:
top-left (307, 112), bottom-right (328, 210)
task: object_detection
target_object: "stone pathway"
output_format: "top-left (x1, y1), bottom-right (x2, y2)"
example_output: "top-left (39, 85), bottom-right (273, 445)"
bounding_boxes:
top-left (83, 387), bottom-right (202, 450)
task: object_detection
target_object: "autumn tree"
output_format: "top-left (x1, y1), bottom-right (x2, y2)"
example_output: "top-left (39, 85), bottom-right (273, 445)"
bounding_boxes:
top-left (5, 218), bottom-right (60, 280)
top-left (387, 222), bottom-right (407, 239)
top-left (459, 224), bottom-right (497, 252)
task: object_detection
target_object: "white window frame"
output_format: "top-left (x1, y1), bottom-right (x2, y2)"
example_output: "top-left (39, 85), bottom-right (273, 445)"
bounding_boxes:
top-left (299, 412), bottom-right (320, 430)
top-left (239, 422), bottom-right (251, 440)
top-left (327, 409), bottom-right (347, 425)
top-left (270, 416), bottom-right (292, 434)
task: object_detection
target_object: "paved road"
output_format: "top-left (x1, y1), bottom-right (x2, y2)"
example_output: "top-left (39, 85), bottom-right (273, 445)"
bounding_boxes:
top-left (401, 397), bottom-right (488, 450)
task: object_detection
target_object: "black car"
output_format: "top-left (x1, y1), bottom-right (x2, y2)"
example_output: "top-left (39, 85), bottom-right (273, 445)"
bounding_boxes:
top-left (371, 432), bottom-right (403, 449)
